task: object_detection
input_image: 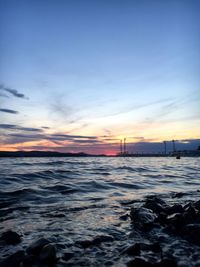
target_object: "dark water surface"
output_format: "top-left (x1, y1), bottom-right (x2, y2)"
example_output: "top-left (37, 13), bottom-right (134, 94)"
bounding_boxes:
top-left (0, 157), bottom-right (200, 266)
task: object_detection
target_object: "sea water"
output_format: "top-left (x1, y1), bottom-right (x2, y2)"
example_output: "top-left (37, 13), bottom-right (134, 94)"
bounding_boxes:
top-left (0, 157), bottom-right (200, 266)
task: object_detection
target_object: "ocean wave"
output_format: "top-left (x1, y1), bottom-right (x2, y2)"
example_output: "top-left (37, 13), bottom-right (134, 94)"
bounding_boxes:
top-left (116, 166), bottom-right (149, 172)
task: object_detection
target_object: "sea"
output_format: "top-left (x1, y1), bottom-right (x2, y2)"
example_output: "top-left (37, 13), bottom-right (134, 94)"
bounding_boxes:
top-left (0, 157), bottom-right (200, 266)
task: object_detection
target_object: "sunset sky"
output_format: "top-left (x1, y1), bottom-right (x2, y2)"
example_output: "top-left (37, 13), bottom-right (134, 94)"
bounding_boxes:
top-left (0, 0), bottom-right (200, 154)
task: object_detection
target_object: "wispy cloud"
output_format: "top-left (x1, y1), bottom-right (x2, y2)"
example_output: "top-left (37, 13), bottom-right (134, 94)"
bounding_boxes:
top-left (0, 123), bottom-right (99, 145)
top-left (0, 84), bottom-right (28, 99)
top-left (50, 134), bottom-right (97, 140)
top-left (0, 124), bottom-right (43, 132)
top-left (97, 98), bottom-right (173, 119)
top-left (0, 108), bottom-right (19, 114)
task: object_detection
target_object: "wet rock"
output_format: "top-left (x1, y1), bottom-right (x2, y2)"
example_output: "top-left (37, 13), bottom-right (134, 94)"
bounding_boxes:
top-left (105, 260), bottom-right (114, 266)
top-left (166, 204), bottom-right (184, 215)
top-left (62, 252), bottom-right (74, 261)
top-left (194, 200), bottom-right (200, 211)
top-left (22, 255), bottom-right (34, 267)
top-left (77, 235), bottom-right (114, 248)
top-left (156, 258), bottom-right (177, 267)
top-left (149, 242), bottom-right (162, 253)
top-left (196, 211), bottom-right (200, 223)
top-left (39, 243), bottom-right (56, 263)
top-left (181, 224), bottom-right (200, 245)
top-left (185, 205), bottom-right (196, 215)
top-left (0, 230), bottom-right (21, 245)
top-left (77, 239), bottom-right (93, 248)
top-left (156, 212), bottom-right (168, 225)
top-left (127, 257), bottom-right (153, 267)
top-left (143, 199), bottom-right (165, 214)
top-left (125, 243), bottom-right (141, 256)
top-left (0, 250), bottom-right (25, 267)
top-left (26, 237), bottom-right (50, 255)
top-left (167, 213), bottom-right (183, 229)
top-left (92, 235), bottom-right (114, 245)
top-left (182, 206), bottom-right (197, 224)
top-left (146, 196), bottom-right (167, 206)
top-left (172, 192), bottom-right (185, 198)
top-left (120, 213), bottom-right (129, 221)
top-left (138, 242), bottom-right (162, 254)
top-left (130, 207), bottom-right (157, 226)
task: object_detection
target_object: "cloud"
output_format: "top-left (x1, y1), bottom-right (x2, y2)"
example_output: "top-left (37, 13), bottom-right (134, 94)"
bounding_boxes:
top-left (2, 132), bottom-right (100, 146)
top-left (0, 108), bottom-right (19, 114)
top-left (0, 124), bottom-right (43, 132)
top-left (0, 84), bottom-right (28, 99)
top-left (0, 124), bottom-right (100, 145)
top-left (97, 98), bottom-right (173, 119)
top-left (42, 126), bottom-right (50, 129)
top-left (50, 94), bottom-right (76, 121)
top-left (9, 133), bottom-right (45, 138)
top-left (50, 134), bottom-right (97, 140)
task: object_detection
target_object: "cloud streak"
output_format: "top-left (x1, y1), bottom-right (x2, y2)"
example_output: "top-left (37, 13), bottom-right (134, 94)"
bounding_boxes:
top-left (0, 124), bottom-right (43, 132)
top-left (0, 123), bottom-right (100, 145)
top-left (0, 108), bottom-right (19, 114)
top-left (0, 84), bottom-right (28, 99)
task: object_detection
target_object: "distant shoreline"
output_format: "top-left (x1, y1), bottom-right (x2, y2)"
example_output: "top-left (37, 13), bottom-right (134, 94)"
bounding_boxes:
top-left (0, 151), bottom-right (199, 158)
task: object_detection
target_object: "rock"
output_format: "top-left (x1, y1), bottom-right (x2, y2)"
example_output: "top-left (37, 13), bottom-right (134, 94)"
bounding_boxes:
top-left (156, 258), bottom-right (177, 267)
top-left (39, 243), bottom-right (56, 263)
top-left (167, 213), bottom-right (183, 229)
top-left (138, 242), bottom-right (162, 253)
top-left (149, 242), bottom-right (162, 253)
top-left (196, 211), bottom-right (200, 223)
top-left (182, 224), bottom-right (200, 245)
top-left (26, 237), bottom-right (50, 255)
top-left (172, 192), bottom-right (185, 198)
top-left (184, 204), bottom-right (196, 214)
top-left (146, 196), bottom-right (167, 206)
top-left (125, 243), bottom-right (141, 256)
top-left (92, 235), bottom-right (114, 245)
top-left (62, 252), bottom-right (74, 261)
top-left (166, 204), bottom-right (184, 215)
top-left (77, 239), bottom-right (93, 248)
top-left (194, 200), bottom-right (200, 211)
top-left (127, 257), bottom-right (153, 267)
top-left (182, 206), bottom-right (197, 224)
top-left (22, 255), bottom-right (34, 267)
top-left (120, 213), bottom-right (129, 221)
top-left (0, 250), bottom-right (25, 267)
top-left (130, 207), bottom-right (157, 226)
top-left (0, 230), bottom-right (21, 245)
top-left (143, 199), bottom-right (165, 214)
top-left (105, 260), bottom-right (114, 266)
top-left (157, 212), bottom-right (168, 225)
top-left (77, 235), bottom-right (114, 248)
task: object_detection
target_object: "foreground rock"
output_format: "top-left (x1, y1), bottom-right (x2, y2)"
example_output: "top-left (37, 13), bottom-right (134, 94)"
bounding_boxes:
top-left (0, 193), bottom-right (200, 267)
top-left (0, 250), bottom-right (25, 267)
top-left (0, 230), bottom-right (21, 245)
top-left (0, 237), bottom-right (57, 267)
top-left (127, 194), bottom-right (200, 266)
top-left (77, 234), bottom-right (114, 248)
top-left (26, 237), bottom-right (51, 255)
top-left (130, 207), bottom-right (157, 227)
top-left (39, 243), bottom-right (56, 263)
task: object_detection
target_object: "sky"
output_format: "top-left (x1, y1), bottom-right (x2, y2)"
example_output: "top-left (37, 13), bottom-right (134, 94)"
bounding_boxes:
top-left (0, 0), bottom-right (200, 154)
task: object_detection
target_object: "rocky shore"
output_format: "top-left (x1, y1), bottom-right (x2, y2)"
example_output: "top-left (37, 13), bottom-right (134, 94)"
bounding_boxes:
top-left (0, 192), bottom-right (200, 267)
